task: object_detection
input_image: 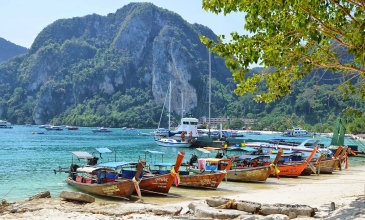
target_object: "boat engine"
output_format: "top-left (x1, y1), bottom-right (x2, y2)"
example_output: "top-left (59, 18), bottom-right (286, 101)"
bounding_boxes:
top-left (188, 154), bottom-right (198, 166)
top-left (69, 164), bottom-right (79, 180)
top-left (87, 157), bottom-right (99, 166)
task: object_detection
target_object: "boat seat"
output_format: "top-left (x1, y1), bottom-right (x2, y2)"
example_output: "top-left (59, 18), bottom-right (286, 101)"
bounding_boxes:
top-left (76, 176), bottom-right (83, 183)
top-left (206, 165), bottom-right (218, 171)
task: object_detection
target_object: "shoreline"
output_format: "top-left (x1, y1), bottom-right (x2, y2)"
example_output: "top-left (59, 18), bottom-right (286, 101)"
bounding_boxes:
top-left (1, 165), bottom-right (365, 219)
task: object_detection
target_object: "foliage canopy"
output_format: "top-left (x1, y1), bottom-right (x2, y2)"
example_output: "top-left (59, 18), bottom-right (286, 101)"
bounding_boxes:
top-left (201, 0), bottom-right (365, 105)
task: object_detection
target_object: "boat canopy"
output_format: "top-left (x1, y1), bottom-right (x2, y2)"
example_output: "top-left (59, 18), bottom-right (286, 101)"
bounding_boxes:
top-left (96, 161), bottom-right (137, 169)
top-left (77, 166), bottom-right (113, 173)
top-left (196, 148), bottom-right (211, 154)
top-left (198, 158), bottom-right (223, 163)
top-left (270, 150), bottom-right (295, 154)
top-left (95, 147), bottom-right (113, 154)
top-left (204, 147), bottom-right (221, 151)
top-left (270, 137), bottom-right (309, 141)
top-left (72, 151), bottom-right (94, 160)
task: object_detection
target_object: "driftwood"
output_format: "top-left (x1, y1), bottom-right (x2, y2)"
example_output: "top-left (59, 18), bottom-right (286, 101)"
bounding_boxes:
top-left (28, 191), bottom-right (51, 201)
top-left (206, 196), bottom-right (317, 217)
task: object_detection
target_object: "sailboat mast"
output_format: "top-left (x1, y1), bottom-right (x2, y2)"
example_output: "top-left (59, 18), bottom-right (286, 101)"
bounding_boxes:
top-left (208, 50), bottom-right (211, 131)
top-left (181, 92), bottom-right (184, 119)
top-left (168, 81), bottom-right (171, 130)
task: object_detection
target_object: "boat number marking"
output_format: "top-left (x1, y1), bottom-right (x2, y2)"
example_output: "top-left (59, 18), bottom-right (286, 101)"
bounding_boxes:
top-left (200, 179), bottom-right (217, 186)
top-left (102, 185), bottom-right (120, 195)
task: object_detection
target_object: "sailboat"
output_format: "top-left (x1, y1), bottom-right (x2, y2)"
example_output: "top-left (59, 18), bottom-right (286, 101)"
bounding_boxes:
top-left (155, 81), bottom-right (192, 148)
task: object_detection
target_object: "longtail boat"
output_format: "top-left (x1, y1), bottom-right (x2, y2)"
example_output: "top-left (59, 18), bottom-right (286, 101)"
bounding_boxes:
top-left (66, 166), bottom-right (135, 199)
top-left (188, 151), bottom-right (282, 182)
top-left (65, 151), bottom-right (137, 199)
top-left (189, 157), bottom-right (268, 182)
top-left (178, 158), bottom-right (233, 189)
top-left (302, 152), bottom-right (336, 175)
top-left (96, 150), bottom-right (185, 196)
top-left (143, 150), bottom-right (232, 189)
top-left (269, 147), bottom-right (317, 178)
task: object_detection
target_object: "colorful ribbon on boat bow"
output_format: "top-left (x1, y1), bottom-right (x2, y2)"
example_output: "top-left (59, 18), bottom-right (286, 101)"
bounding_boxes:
top-left (170, 168), bottom-right (180, 186)
top-left (270, 163), bottom-right (280, 179)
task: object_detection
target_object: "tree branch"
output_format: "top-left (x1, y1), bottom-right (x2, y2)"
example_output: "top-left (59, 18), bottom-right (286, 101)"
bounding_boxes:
top-left (347, 0), bottom-right (365, 9)
top-left (317, 28), bottom-right (351, 47)
top-left (330, 0), bottom-right (360, 25)
top-left (297, 4), bottom-right (346, 36)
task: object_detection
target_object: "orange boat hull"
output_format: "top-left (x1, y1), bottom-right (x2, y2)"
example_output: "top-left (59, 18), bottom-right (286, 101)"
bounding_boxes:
top-left (137, 173), bottom-right (175, 195)
top-left (270, 162), bottom-right (307, 178)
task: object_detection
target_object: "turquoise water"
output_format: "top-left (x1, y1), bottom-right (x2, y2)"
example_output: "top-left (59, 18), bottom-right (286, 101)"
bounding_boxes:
top-left (1, 126), bottom-right (364, 202)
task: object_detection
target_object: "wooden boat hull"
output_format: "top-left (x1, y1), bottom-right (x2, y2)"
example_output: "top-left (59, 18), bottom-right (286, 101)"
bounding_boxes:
top-left (226, 166), bottom-right (270, 182)
top-left (138, 173), bottom-right (175, 195)
top-left (66, 177), bottom-right (134, 199)
top-left (178, 172), bottom-right (226, 189)
top-left (190, 166), bottom-right (270, 182)
top-left (270, 162), bottom-right (307, 178)
top-left (302, 159), bottom-right (336, 175)
top-left (333, 158), bottom-right (341, 170)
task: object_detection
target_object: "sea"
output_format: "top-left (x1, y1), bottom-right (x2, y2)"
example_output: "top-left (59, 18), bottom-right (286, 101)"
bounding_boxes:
top-left (1, 126), bottom-right (365, 203)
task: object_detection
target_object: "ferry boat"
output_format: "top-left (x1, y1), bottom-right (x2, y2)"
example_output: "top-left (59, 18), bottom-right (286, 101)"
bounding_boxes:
top-left (0, 120), bottom-right (13, 129)
top-left (282, 127), bottom-right (317, 137)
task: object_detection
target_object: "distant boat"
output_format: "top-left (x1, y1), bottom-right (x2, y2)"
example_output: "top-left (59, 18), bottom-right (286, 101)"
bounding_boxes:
top-left (39, 124), bottom-right (51, 129)
top-left (0, 120), bottom-right (13, 129)
top-left (155, 137), bottom-right (192, 148)
top-left (67, 126), bottom-right (79, 130)
top-left (137, 132), bottom-right (151, 136)
top-left (282, 127), bottom-right (316, 137)
top-left (150, 128), bottom-right (170, 136)
top-left (245, 131), bottom-right (261, 135)
top-left (45, 126), bottom-right (63, 131)
top-left (92, 127), bottom-right (112, 133)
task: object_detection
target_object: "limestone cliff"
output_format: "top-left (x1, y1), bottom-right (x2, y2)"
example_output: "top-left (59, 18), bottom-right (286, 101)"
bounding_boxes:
top-left (0, 3), bottom-right (231, 126)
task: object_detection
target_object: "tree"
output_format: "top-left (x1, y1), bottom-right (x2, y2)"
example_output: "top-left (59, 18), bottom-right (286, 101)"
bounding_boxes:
top-left (201, 1), bottom-right (365, 108)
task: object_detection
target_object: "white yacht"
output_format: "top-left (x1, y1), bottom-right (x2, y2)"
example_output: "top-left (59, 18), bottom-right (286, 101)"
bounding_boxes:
top-left (282, 127), bottom-right (316, 137)
top-left (0, 120), bottom-right (13, 129)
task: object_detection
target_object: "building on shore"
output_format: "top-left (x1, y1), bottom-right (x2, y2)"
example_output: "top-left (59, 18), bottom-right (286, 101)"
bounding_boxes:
top-left (199, 117), bottom-right (256, 129)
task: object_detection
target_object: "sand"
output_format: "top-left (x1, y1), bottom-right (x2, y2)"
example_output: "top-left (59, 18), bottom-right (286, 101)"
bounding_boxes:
top-left (1, 164), bottom-right (365, 219)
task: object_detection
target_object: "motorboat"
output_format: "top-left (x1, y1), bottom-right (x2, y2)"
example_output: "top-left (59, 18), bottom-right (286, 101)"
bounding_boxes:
top-left (150, 128), bottom-right (170, 136)
top-left (67, 126), bottom-right (79, 130)
top-left (92, 127), bottom-right (112, 133)
top-left (39, 124), bottom-right (51, 129)
top-left (0, 120), bottom-right (13, 129)
top-left (155, 137), bottom-right (192, 148)
top-left (45, 126), bottom-right (63, 131)
top-left (282, 127), bottom-right (317, 137)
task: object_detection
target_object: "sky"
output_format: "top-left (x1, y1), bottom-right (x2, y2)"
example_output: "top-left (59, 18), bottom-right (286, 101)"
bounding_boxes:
top-left (0, 0), bottom-right (246, 49)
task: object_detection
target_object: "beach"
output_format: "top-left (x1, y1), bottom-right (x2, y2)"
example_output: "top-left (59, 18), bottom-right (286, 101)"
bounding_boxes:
top-left (1, 164), bottom-right (365, 219)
